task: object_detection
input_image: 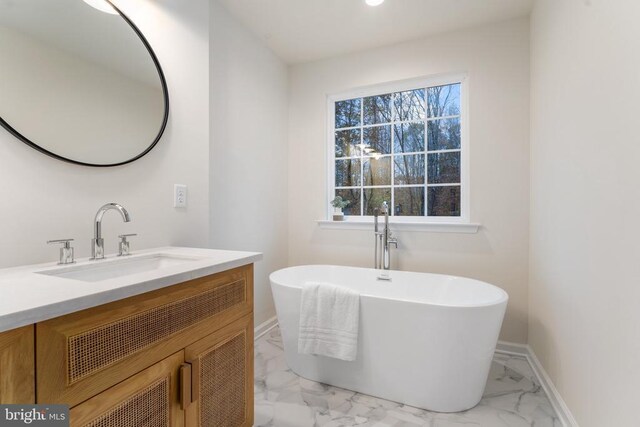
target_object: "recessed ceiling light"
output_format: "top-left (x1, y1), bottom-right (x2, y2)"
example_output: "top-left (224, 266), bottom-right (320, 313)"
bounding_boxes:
top-left (83, 0), bottom-right (118, 15)
top-left (365, 0), bottom-right (385, 6)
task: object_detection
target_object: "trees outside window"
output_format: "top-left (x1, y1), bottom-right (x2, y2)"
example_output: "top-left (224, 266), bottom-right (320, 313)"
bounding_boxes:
top-left (331, 79), bottom-right (464, 219)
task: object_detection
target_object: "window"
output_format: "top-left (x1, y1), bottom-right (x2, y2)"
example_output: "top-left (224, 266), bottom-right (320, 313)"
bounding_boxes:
top-left (329, 75), bottom-right (467, 222)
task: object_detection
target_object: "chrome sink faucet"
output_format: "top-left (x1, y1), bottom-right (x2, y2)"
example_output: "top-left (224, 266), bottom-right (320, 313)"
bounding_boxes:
top-left (373, 201), bottom-right (398, 270)
top-left (91, 203), bottom-right (131, 260)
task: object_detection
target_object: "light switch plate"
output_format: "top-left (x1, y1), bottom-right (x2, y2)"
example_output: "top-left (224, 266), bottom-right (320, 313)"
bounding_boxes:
top-left (174, 184), bottom-right (187, 208)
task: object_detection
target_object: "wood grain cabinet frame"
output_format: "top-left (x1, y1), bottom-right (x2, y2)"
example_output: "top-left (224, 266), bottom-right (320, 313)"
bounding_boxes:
top-left (36, 264), bottom-right (253, 407)
top-left (0, 325), bottom-right (35, 403)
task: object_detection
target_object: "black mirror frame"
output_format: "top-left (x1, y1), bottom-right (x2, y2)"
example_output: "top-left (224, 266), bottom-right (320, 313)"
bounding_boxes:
top-left (0, 0), bottom-right (169, 167)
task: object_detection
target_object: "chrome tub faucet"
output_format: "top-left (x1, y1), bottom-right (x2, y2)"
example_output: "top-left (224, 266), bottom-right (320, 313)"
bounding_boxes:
top-left (374, 201), bottom-right (398, 270)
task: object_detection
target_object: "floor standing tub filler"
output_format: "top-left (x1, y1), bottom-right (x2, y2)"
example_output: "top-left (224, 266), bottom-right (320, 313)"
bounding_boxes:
top-left (270, 265), bottom-right (509, 413)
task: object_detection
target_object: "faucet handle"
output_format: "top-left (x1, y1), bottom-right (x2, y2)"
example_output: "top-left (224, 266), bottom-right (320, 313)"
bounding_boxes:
top-left (118, 234), bottom-right (137, 257)
top-left (47, 239), bottom-right (75, 265)
top-left (47, 238), bottom-right (74, 245)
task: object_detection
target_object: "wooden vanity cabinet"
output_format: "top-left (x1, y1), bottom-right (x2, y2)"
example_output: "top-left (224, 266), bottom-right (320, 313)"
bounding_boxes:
top-left (0, 263), bottom-right (254, 426)
top-left (37, 264), bottom-right (253, 407)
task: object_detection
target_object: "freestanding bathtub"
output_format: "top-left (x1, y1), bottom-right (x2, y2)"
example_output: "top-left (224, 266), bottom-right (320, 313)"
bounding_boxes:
top-left (270, 265), bottom-right (508, 413)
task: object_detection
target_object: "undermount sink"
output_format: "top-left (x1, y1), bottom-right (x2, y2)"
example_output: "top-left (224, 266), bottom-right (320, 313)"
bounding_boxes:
top-left (37, 254), bottom-right (203, 282)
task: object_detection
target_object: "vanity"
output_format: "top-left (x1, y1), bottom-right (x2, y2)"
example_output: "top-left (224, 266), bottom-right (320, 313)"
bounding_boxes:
top-left (0, 247), bottom-right (261, 427)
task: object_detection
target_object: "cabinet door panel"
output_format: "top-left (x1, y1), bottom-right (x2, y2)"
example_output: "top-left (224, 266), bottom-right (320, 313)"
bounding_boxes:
top-left (70, 351), bottom-right (185, 427)
top-left (185, 314), bottom-right (253, 427)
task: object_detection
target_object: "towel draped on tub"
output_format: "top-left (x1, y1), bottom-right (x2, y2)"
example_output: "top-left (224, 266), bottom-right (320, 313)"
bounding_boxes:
top-left (298, 282), bottom-right (360, 361)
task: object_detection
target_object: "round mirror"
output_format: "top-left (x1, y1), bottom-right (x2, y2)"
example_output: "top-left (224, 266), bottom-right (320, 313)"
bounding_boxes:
top-left (0, 0), bottom-right (169, 167)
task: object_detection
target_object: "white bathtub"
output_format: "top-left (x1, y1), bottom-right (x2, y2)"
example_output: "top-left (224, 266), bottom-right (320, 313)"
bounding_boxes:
top-left (270, 265), bottom-right (508, 413)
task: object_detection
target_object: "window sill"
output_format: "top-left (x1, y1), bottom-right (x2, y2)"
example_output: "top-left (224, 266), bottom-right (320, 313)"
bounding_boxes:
top-left (316, 219), bottom-right (480, 233)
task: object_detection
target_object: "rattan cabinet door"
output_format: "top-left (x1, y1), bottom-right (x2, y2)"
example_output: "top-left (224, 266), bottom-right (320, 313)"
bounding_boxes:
top-left (185, 314), bottom-right (253, 427)
top-left (70, 351), bottom-right (185, 427)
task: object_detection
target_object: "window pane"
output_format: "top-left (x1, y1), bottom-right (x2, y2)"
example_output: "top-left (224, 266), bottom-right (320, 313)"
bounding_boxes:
top-left (335, 159), bottom-right (361, 187)
top-left (394, 187), bottom-right (424, 216)
top-left (394, 154), bottom-right (425, 185)
top-left (394, 89), bottom-right (425, 121)
top-left (427, 186), bottom-right (461, 216)
top-left (428, 152), bottom-right (460, 184)
top-left (363, 94), bottom-right (392, 125)
top-left (335, 99), bottom-right (361, 128)
top-left (335, 129), bottom-right (361, 158)
top-left (335, 188), bottom-right (361, 216)
top-left (363, 125), bottom-right (391, 154)
top-left (427, 118), bottom-right (460, 151)
top-left (363, 187), bottom-right (391, 215)
top-left (363, 156), bottom-right (391, 186)
top-left (427, 84), bottom-right (461, 118)
top-left (394, 122), bottom-right (424, 153)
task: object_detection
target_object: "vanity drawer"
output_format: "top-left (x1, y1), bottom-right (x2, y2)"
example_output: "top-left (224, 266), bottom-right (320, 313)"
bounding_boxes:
top-left (36, 264), bottom-right (253, 407)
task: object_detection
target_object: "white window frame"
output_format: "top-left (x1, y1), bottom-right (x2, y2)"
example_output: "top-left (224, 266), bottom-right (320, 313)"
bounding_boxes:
top-left (322, 73), bottom-right (478, 232)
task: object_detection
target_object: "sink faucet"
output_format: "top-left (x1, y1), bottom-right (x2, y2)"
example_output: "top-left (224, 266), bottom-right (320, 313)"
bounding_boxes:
top-left (373, 201), bottom-right (398, 270)
top-left (91, 203), bottom-right (131, 260)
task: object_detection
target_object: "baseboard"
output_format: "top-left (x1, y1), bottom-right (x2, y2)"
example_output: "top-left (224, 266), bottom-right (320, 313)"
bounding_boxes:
top-left (496, 341), bottom-right (579, 427)
top-left (496, 340), bottom-right (529, 356)
top-left (254, 315), bottom-right (278, 341)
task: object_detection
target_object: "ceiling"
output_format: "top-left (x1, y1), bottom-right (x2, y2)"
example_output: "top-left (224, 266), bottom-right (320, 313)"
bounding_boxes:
top-left (217, 0), bottom-right (534, 64)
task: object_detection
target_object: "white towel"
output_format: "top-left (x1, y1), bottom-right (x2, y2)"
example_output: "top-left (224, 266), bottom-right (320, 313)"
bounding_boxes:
top-left (298, 282), bottom-right (360, 361)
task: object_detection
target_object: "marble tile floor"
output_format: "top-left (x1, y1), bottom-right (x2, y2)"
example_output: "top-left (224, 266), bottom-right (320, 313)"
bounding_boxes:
top-left (254, 327), bottom-right (561, 427)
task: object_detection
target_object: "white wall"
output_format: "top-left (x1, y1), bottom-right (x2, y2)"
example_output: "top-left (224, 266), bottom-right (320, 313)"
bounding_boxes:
top-left (529, 1), bottom-right (640, 425)
top-left (0, 0), bottom-right (210, 267)
top-left (288, 18), bottom-right (531, 343)
top-left (210, 0), bottom-right (289, 327)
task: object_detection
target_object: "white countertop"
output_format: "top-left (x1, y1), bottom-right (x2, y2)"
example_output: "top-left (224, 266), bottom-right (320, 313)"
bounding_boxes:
top-left (0, 247), bottom-right (262, 333)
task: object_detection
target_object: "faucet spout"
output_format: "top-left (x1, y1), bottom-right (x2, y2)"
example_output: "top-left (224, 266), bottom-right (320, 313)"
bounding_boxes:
top-left (94, 203), bottom-right (131, 224)
top-left (91, 203), bottom-right (131, 260)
